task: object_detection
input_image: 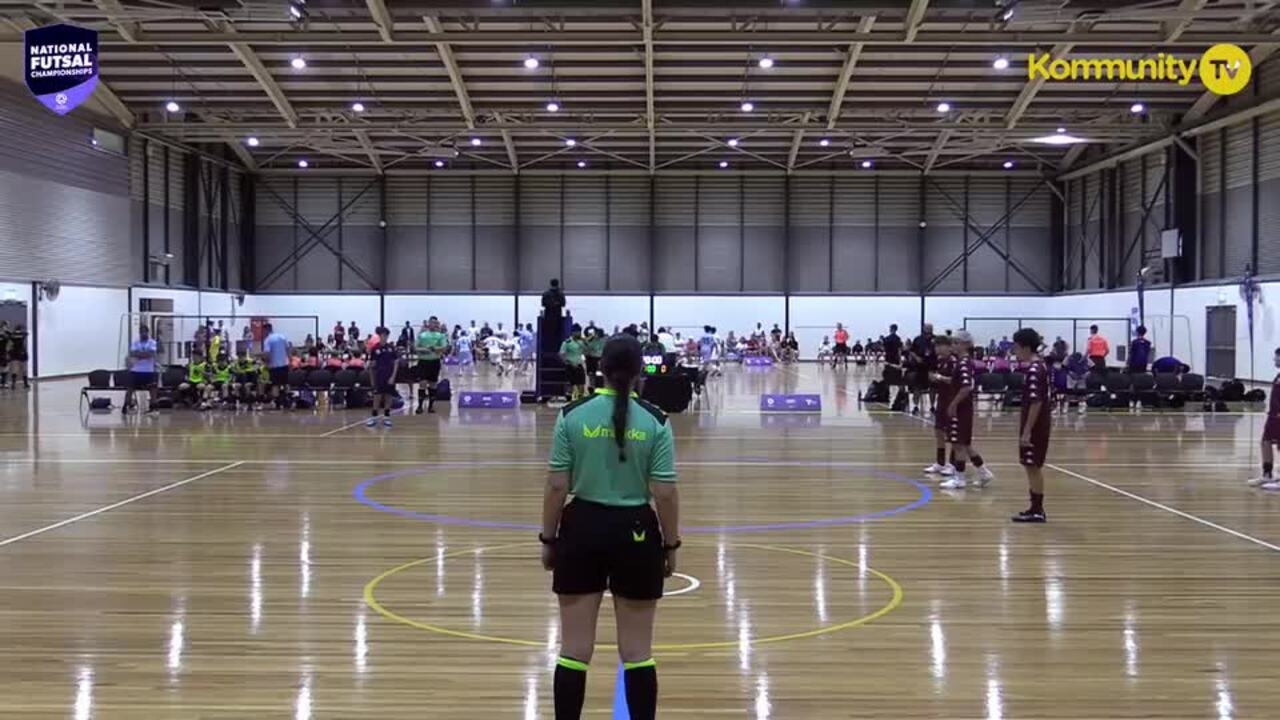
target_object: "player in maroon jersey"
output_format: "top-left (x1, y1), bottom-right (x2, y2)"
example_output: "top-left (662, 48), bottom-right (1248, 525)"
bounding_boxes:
top-left (940, 331), bottom-right (995, 490)
top-left (923, 334), bottom-right (957, 478)
top-left (1011, 328), bottom-right (1052, 522)
top-left (1247, 347), bottom-right (1280, 489)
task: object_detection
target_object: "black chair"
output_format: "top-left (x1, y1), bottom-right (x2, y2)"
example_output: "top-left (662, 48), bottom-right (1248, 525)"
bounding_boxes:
top-left (1154, 373), bottom-right (1180, 393)
top-left (1180, 373), bottom-right (1205, 399)
top-left (1130, 372), bottom-right (1157, 407)
top-left (306, 368), bottom-right (334, 391)
top-left (1104, 371), bottom-right (1131, 393)
top-left (1006, 372), bottom-right (1025, 393)
top-left (161, 367), bottom-right (186, 388)
top-left (80, 369), bottom-right (120, 409)
top-left (978, 372), bottom-right (1006, 403)
top-left (111, 370), bottom-right (132, 390)
top-left (1085, 372), bottom-right (1106, 393)
top-left (331, 369), bottom-right (358, 406)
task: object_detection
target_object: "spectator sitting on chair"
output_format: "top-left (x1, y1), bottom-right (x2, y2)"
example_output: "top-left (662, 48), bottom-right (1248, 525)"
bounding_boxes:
top-left (1086, 325), bottom-right (1110, 371)
top-left (1051, 336), bottom-right (1069, 363)
top-left (398, 321), bottom-right (414, 349)
top-left (1152, 355), bottom-right (1190, 375)
top-left (1128, 325), bottom-right (1153, 373)
top-left (349, 321), bottom-right (360, 343)
top-left (180, 351), bottom-right (212, 410)
top-left (781, 332), bottom-right (800, 363)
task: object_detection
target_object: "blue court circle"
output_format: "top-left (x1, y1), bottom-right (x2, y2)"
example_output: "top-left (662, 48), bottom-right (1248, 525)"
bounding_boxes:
top-left (353, 460), bottom-right (932, 533)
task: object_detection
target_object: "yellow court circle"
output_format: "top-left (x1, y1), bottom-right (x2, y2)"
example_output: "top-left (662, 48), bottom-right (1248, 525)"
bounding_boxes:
top-left (364, 542), bottom-right (904, 651)
top-left (1200, 43), bottom-right (1251, 96)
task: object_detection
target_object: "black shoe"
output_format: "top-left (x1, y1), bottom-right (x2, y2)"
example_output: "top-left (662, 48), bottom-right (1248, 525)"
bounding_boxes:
top-left (415, 405), bottom-right (424, 415)
top-left (427, 405), bottom-right (436, 414)
top-left (1011, 509), bottom-right (1046, 523)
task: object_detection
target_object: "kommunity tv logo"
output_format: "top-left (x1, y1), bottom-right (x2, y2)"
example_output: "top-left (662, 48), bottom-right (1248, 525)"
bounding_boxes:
top-left (1026, 43), bottom-right (1251, 96)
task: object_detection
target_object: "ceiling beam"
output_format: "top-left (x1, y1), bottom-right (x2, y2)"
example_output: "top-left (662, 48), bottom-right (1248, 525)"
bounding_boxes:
top-left (903, 0), bottom-right (929, 43)
top-left (923, 129), bottom-right (952, 174)
top-left (225, 136), bottom-right (258, 171)
top-left (93, 0), bottom-right (138, 42)
top-left (91, 79), bottom-right (136, 129)
top-left (786, 111), bottom-right (812, 173)
top-left (354, 129), bottom-right (383, 173)
top-left (1058, 144), bottom-right (1087, 171)
top-left (423, 16), bottom-right (477, 129)
top-left (1162, 0), bottom-right (1208, 42)
top-left (500, 129), bottom-right (519, 173)
top-left (642, 0), bottom-right (656, 173)
top-left (227, 43), bottom-right (299, 128)
top-left (1183, 40), bottom-right (1279, 122)
top-left (1004, 42), bottom-right (1073, 130)
top-left (365, 0), bottom-right (395, 42)
top-left (827, 16), bottom-right (876, 129)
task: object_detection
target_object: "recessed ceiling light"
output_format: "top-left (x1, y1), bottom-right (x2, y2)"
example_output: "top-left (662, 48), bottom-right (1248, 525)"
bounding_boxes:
top-left (434, 159), bottom-right (445, 168)
top-left (90, 137), bottom-right (98, 146)
top-left (1030, 133), bottom-right (1087, 145)
top-left (819, 138), bottom-right (830, 147)
top-left (470, 137), bottom-right (482, 146)
top-left (565, 138), bottom-right (577, 147)
top-left (727, 138), bottom-right (740, 147)
top-left (164, 100), bottom-right (180, 113)
top-left (740, 101), bottom-right (754, 112)
top-left (291, 57), bottom-right (307, 70)
top-left (1002, 8), bottom-right (1014, 21)
top-left (246, 136), bottom-right (260, 147)
top-left (860, 160), bottom-right (873, 169)
top-left (576, 160), bottom-right (587, 168)
top-left (936, 101), bottom-right (951, 113)
top-left (993, 56), bottom-right (1010, 70)
top-left (1130, 102), bottom-right (1145, 114)
top-left (351, 101), bottom-right (365, 113)
top-left (523, 57), bottom-right (539, 69)
top-left (298, 159), bottom-right (309, 168)
top-left (1002, 160), bottom-right (1015, 169)
top-left (546, 101), bottom-right (560, 112)
top-left (289, 3), bottom-right (302, 20)
top-left (1056, 126), bottom-right (1066, 133)
top-left (758, 57), bottom-right (774, 69)
top-left (719, 160), bottom-right (729, 168)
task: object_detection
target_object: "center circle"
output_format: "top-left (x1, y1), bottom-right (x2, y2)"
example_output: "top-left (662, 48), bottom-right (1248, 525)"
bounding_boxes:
top-left (364, 542), bottom-right (903, 651)
top-left (353, 461), bottom-right (932, 533)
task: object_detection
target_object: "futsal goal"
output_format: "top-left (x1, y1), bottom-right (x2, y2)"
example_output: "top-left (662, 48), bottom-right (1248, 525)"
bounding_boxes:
top-left (962, 313), bottom-right (1193, 363)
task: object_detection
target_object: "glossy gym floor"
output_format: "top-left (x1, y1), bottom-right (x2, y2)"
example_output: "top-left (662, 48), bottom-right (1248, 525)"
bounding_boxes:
top-left (1, 365), bottom-right (1277, 719)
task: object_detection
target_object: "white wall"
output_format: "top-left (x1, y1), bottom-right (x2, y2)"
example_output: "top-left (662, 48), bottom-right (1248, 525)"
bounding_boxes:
top-left (244, 293), bottom-right (379, 344)
top-left (518, 294), bottom-right (650, 335)
top-left (789, 295), bottom-right (919, 358)
top-left (37, 284), bottom-right (129, 377)
top-left (657, 295), bottom-right (787, 344)
top-left (389, 294), bottom-right (517, 335)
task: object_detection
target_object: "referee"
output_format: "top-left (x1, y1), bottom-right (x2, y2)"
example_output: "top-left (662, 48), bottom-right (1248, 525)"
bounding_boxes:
top-left (540, 334), bottom-right (680, 720)
top-left (414, 316), bottom-right (449, 414)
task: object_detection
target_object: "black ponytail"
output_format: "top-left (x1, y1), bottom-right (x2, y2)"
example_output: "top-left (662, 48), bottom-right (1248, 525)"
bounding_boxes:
top-left (600, 334), bottom-right (644, 462)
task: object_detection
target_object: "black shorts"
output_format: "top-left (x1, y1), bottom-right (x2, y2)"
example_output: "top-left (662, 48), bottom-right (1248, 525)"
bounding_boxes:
top-left (374, 380), bottom-right (397, 396)
top-left (834, 343), bottom-right (850, 356)
top-left (416, 359), bottom-right (442, 384)
top-left (552, 499), bottom-right (665, 600)
top-left (236, 373), bottom-right (257, 385)
top-left (585, 355), bottom-right (601, 376)
top-left (269, 366), bottom-right (289, 386)
top-left (882, 365), bottom-right (904, 386)
top-left (566, 364), bottom-right (587, 386)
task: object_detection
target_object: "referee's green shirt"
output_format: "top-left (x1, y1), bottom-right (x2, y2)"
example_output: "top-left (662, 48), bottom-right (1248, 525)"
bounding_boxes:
top-left (415, 330), bottom-right (449, 360)
top-left (549, 389), bottom-right (677, 507)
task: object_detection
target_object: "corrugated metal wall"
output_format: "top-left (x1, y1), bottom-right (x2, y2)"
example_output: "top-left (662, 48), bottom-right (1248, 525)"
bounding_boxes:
top-left (252, 172), bottom-right (1054, 294)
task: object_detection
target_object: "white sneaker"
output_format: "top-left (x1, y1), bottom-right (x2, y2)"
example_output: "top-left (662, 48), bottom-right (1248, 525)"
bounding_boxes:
top-left (1262, 481), bottom-right (1280, 491)
top-left (939, 476), bottom-right (967, 490)
top-left (923, 463), bottom-right (947, 474)
top-left (975, 466), bottom-right (995, 488)
top-left (1247, 476), bottom-right (1274, 487)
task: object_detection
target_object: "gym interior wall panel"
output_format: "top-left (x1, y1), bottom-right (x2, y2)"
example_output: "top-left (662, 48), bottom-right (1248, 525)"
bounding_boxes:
top-left (655, 295), bottom-right (785, 340)
top-left (386, 177), bottom-right (429, 225)
top-left (519, 176), bottom-right (562, 292)
top-left (921, 178), bottom-right (965, 292)
top-left (654, 178), bottom-right (696, 292)
top-left (787, 177), bottom-right (832, 291)
top-left (1200, 131), bottom-right (1223, 279)
top-left (789, 295), bottom-right (921, 359)
top-left (245, 294), bottom-right (380, 342)
top-left (742, 177), bottom-right (785, 292)
top-left (1222, 186), bottom-right (1253, 279)
top-left (696, 176), bottom-right (742, 292)
top-left (387, 294), bottom-right (515, 331)
top-left (1008, 228), bottom-right (1053, 293)
top-left (1258, 178), bottom-right (1280, 275)
top-left (877, 227), bottom-right (919, 292)
top-left (607, 177), bottom-right (653, 291)
top-left (36, 284), bottom-right (129, 377)
top-left (473, 176), bottom-right (516, 292)
top-left (429, 177), bottom-right (475, 290)
top-left (386, 225), bottom-right (428, 291)
top-left (562, 176), bottom-right (607, 291)
top-left (340, 226), bottom-right (383, 291)
top-left (0, 80), bottom-right (129, 197)
top-left (830, 177), bottom-right (876, 292)
top-left (294, 237), bottom-right (340, 292)
top-left (296, 177), bottom-right (339, 226)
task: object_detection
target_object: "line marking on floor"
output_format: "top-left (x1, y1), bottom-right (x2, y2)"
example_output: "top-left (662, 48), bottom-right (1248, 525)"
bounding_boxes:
top-left (1047, 462), bottom-right (1280, 554)
top-left (318, 417), bottom-right (376, 437)
top-left (0, 461), bottom-right (245, 549)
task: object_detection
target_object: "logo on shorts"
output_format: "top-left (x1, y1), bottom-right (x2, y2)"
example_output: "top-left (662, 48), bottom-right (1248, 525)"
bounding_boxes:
top-left (632, 530), bottom-right (646, 543)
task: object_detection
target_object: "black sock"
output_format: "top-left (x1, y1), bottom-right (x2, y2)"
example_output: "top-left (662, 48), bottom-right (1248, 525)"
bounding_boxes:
top-left (936, 447), bottom-right (947, 466)
top-left (971, 454), bottom-right (985, 468)
top-left (1265, 462), bottom-right (1274, 479)
top-left (554, 657), bottom-right (588, 720)
top-left (384, 408), bottom-right (391, 417)
top-left (954, 460), bottom-right (966, 474)
top-left (427, 387), bottom-right (437, 407)
top-left (624, 660), bottom-right (658, 720)
top-left (949, 450), bottom-right (957, 466)
top-left (1029, 491), bottom-right (1044, 513)
top-left (417, 388), bottom-right (426, 407)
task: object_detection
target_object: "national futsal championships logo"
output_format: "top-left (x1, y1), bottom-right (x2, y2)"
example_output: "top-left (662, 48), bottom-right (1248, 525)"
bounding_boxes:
top-left (1027, 43), bottom-right (1251, 96)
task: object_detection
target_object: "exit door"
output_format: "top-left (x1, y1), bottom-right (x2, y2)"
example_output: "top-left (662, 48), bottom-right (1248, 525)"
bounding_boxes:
top-left (1205, 305), bottom-right (1236, 379)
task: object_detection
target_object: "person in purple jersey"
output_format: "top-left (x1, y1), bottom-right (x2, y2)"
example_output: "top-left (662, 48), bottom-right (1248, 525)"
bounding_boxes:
top-left (366, 327), bottom-right (399, 428)
top-left (940, 331), bottom-right (995, 490)
top-left (1011, 328), bottom-right (1052, 523)
top-left (1128, 325), bottom-right (1153, 373)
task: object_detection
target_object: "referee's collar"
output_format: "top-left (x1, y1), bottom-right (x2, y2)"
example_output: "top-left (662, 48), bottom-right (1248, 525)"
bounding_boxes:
top-left (594, 389), bottom-right (639, 398)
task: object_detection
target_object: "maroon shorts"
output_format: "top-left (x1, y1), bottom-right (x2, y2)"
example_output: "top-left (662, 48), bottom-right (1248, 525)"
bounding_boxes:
top-left (947, 403), bottom-right (973, 445)
top-left (1019, 429), bottom-right (1051, 467)
top-left (1264, 417), bottom-right (1280, 444)
top-left (933, 401), bottom-right (950, 432)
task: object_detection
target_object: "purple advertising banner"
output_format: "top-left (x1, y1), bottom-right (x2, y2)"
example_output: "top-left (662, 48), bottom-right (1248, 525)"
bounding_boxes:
top-left (457, 391), bottom-right (519, 409)
top-left (759, 394), bottom-right (822, 412)
top-left (24, 24), bottom-right (99, 115)
top-left (743, 356), bottom-right (774, 367)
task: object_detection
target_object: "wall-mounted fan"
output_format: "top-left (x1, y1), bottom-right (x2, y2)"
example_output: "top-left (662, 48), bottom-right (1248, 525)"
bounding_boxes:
top-left (38, 279), bottom-right (60, 302)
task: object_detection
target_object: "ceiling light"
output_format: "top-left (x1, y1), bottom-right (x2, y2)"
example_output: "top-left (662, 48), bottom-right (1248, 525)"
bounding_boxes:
top-left (1030, 133), bottom-right (1087, 145)
top-left (164, 100), bottom-right (180, 113)
top-left (298, 159), bottom-right (309, 168)
top-left (758, 57), bottom-right (774, 69)
top-left (718, 160), bottom-right (729, 168)
top-left (1002, 160), bottom-right (1015, 169)
top-left (1130, 102), bottom-right (1145, 114)
top-left (936, 101), bottom-right (951, 113)
top-left (523, 57), bottom-right (540, 69)
top-left (291, 57), bottom-right (307, 70)
top-left (470, 137), bottom-right (482, 146)
top-left (434, 160), bottom-right (445, 168)
top-left (860, 160), bottom-right (873, 169)
top-left (993, 56), bottom-right (1010, 70)
top-left (1002, 8), bottom-right (1014, 21)
top-left (546, 101), bottom-right (560, 112)
top-left (727, 138), bottom-right (740, 147)
top-left (1057, 126), bottom-right (1066, 133)
top-left (289, 4), bottom-right (302, 20)
top-left (740, 101), bottom-right (754, 112)
top-left (246, 136), bottom-right (260, 147)
top-left (351, 101), bottom-right (365, 113)
top-left (576, 160), bottom-right (587, 168)
top-left (90, 137), bottom-right (98, 146)
top-left (564, 139), bottom-right (577, 147)
top-left (819, 138), bottom-right (830, 147)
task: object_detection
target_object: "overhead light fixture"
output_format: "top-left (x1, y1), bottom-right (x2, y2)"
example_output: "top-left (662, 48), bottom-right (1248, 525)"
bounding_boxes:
top-left (936, 101), bottom-right (951, 113)
top-left (993, 56), bottom-right (1010, 70)
top-left (351, 101), bottom-right (365, 113)
top-left (164, 100), bottom-right (180, 113)
top-left (1002, 8), bottom-right (1014, 21)
top-left (470, 137), bottom-right (482, 146)
top-left (434, 159), bottom-right (445, 168)
top-left (727, 138), bottom-right (740, 147)
top-left (718, 160), bottom-right (729, 168)
top-left (1130, 102), bottom-right (1145, 114)
top-left (288, 2), bottom-right (305, 20)
top-left (523, 57), bottom-right (540, 69)
top-left (758, 57), bottom-right (775, 69)
top-left (819, 138), bottom-right (830, 147)
top-left (546, 101), bottom-right (560, 112)
top-left (1056, 126), bottom-right (1066, 133)
top-left (1030, 133), bottom-right (1087, 145)
top-left (298, 159), bottom-right (309, 168)
top-left (576, 160), bottom-right (587, 168)
top-left (860, 160), bottom-right (873, 169)
top-left (1002, 160), bottom-right (1015, 169)
top-left (565, 138), bottom-right (576, 147)
top-left (291, 57), bottom-right (307, 70)
top-left (90, 137), bottom-right (98, 146)
top-left (740, 101), bottom-right (754, 112)
top-left (246, 136), bottom-right (260, 147)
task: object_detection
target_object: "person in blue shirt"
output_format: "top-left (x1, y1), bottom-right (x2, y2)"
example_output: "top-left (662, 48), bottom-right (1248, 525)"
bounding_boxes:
top-left (261, 323), bottom-right (291, 407)
top-left (125, 324), bottom-right (159, 414)
top-left (1128, 325), bottom-right (1153, 373)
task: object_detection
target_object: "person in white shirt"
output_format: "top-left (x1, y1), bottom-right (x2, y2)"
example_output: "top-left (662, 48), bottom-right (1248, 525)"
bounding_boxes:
top-left (484, 333), bottom-right (512, 376)
top-left (817, 336), bottom-right (833, 365)
top-left (657, 327), bottom-right (675, 353)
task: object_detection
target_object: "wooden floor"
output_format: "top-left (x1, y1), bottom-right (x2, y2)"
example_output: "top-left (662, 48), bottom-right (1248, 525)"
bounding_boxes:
top-left (1, 364), bottom-right (1278, 719)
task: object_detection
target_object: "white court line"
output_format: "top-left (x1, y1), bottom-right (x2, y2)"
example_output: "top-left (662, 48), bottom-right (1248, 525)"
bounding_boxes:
top-left (318, 417), bottom-right (375, 438)
top-left (0, 461), bottom-right (245, 549)
top-left (1, 457), bottom-right (1259, 468)
top-left (1046, 463), bottom-right (1280, 554)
